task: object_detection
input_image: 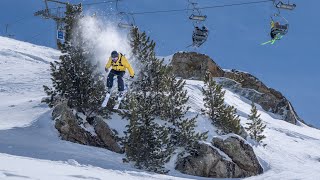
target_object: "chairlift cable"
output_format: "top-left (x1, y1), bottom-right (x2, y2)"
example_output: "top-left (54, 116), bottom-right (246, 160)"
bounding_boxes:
top-left (130, 0), bottom-right (272, 15)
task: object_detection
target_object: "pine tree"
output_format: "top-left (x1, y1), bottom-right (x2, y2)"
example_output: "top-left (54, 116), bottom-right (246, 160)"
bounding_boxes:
top-left (125, 91), bottom-right (171, 173)
top-left (162, 67), bottom-right (208, 150)
top-left (246, 102), bottom-right (266, 143)
top-left (125, 27), bottom-right (208, 172)
top-left (123, 27), bottom-right (172, 173)
top-left (202, 72), bottom-right (225, 124)
top-left (43, 4), bottom-right (106, 116)
top-left (222, 105), bottom-right (241, 134)
top-left (202, 72), bottom-right (241, 135)
top-left (130, 27), bottom-right (156, 64)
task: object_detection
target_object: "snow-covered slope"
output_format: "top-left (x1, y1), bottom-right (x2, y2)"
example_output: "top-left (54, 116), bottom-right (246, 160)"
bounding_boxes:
top-left (0, 37), bottom-right (320, 179)
top-left (184, 80), bottom-right (320, 180)
top-left (0, 36), bottom-right (60, 130)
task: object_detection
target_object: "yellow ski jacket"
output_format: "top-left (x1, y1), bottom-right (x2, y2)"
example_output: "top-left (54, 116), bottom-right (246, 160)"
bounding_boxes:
top-left (271, 21), bottom-right (275, 28)
top-left (105, 53), bottom-right (134, 77)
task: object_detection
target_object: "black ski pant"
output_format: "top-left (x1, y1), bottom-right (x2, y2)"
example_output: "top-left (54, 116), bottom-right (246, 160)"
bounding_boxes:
top-left (107, 69), bottom-right (125, 92)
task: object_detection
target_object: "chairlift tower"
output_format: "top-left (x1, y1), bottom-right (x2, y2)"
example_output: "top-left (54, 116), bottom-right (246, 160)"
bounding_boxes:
top-left (34, 0), bottom-right (69, 48)
top-left (5, 24), bottom-right (15, 38)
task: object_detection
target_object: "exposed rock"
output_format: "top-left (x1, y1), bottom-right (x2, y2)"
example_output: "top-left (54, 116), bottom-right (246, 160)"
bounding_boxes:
top-left (92, 116), bottom-right (123, 153)
top-left (170, 52), bottom-right (301, 125)
top-left (53, 102), bottom-right (122, 153)
top-left (52, 100), bottom-right (68, 120)
top-left (175, 143), bottom-right (244, 178)
top-left (171, 52), bottom-right (224, 80)
top-left (212, 136), bottom-right (263, 175)
top-left (239, 125), bottom-right (249, 139)
top-left (215, 76), bottom-right (298, 124)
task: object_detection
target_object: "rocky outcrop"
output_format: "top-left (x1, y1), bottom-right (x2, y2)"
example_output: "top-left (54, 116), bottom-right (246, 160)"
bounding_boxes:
top-left (175, 137), bottom-right (263, 178)
top-left (215, 75), bottom-right (299, 124)
top-left (171, 52), bottom-right (224, 80)
top-left (212, 136), bottom-right (263, 175)
top-left (170, 52), bottom-right (301, 125)
top-left (52, 102), bottom-right (122, 153)
top-left (92, 116), bottom-right (123, 153)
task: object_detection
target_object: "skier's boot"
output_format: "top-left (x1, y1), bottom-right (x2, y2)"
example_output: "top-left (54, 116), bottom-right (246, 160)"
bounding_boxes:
top-left (107, 87), bottom-right (112, 94)
top-left (118, 91), bottom-right (124, 98)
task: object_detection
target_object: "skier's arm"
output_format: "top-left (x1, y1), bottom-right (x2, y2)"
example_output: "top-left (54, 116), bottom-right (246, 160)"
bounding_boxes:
top-left (122, 57), bottom-right (134, 77)
top-left (105, 57), bottom-right (112, 69)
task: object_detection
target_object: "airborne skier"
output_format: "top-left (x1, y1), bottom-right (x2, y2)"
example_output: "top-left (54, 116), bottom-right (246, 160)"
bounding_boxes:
top-left (101, 50), bottom-right (134, 108)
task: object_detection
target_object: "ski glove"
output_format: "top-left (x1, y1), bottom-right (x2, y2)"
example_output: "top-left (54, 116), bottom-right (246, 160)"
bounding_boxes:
top-left (105, 68), bottom-right (109, 73)
top-left (130, 75), bottom-right (134, 78)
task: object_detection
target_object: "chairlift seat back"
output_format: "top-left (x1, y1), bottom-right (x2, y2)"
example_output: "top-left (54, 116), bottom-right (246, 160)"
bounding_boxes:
top-left (274, 24), bottom-right (288, 30)
top-left (272, 25), bottom-right (288, 35)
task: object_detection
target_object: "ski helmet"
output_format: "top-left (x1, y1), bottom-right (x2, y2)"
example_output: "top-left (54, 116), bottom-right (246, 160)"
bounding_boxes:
top-left (111, 51), bottom-right (118, 58)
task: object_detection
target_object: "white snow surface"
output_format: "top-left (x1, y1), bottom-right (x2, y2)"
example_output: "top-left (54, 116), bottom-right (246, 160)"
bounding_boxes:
top-left (0, 37), bottom-right (320, 179)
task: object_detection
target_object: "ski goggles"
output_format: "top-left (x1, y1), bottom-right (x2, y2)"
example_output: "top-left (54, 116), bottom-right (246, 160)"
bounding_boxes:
top-left (112, 57), bottom-right (118, 61)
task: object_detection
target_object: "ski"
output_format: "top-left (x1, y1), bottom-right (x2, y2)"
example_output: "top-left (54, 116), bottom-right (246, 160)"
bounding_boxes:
top-left (261, 34), bottom-right (283, 45)
top-left (113, 92), bottom-right (126, 110)
top-left (261, 40), bottom-right (273, 45)
top-left (101, 92), bottom-right (111, 107)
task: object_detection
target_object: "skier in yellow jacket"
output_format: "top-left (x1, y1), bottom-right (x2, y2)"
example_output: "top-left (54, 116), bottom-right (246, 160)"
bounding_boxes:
top-left (105, 51), bottom-right (134, 95)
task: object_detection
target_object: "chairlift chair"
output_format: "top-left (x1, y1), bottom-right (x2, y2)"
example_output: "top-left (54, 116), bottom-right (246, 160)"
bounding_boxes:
top-left (117, 12), bottom-right (136, 30)
top-left (187, 1), bottom-right (209, 47)
top-left (192, 26), bottom-right (209, 47)
top-left (272, 23), bottom-right (288, 35)
top-left (273, 0), bottom-right (296, 10)
top-left (270, 14), bottom-right (289, 39)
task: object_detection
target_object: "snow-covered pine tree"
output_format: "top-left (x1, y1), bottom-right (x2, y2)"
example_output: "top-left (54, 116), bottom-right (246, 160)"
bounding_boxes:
top-left (202, 72), bottom-right (226, 127)
top-left (202, 72), bottom-right (241, 135)
top-left (222, 105), bottom-right (241, 134)
top-left (246, 102), bottom-right (266, 144)
top-left (130, 27), bottom-right (156, 64)
top-left (43, 4), bottom-right (106, 116)
top-left (123, 27), bottom-right (172, 173)
top-left (125, 92), bottom-right (171, 173)
top-left (162, 67), bottom-right (208, 151)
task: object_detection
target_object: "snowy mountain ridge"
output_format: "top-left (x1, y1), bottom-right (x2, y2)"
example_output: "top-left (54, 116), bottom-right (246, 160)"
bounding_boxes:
top-left (1, 37), bottom-right (320, 179)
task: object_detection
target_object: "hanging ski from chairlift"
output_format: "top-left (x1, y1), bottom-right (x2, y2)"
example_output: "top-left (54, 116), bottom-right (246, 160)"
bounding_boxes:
top-left (273, 0), bottom-right (296, 11)
top-left (187, 1), bottom-right (209, 47)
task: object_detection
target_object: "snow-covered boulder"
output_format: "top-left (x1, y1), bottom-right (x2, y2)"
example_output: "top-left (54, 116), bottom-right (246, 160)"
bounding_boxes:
top-left (175, 143), bottom-right (245, 178)
top-left (212, 136), bottom-right (263, 176)
top-left (52, 102), bottom-right (122, 153)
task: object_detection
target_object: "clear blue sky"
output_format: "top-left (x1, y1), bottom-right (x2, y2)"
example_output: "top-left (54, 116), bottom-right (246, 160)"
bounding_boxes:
top-left (1, 0), bottom-right (319, 128)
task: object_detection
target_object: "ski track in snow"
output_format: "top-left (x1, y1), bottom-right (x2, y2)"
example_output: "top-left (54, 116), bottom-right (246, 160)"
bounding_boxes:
top-left (1, 36), bottom-right (320, 179)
